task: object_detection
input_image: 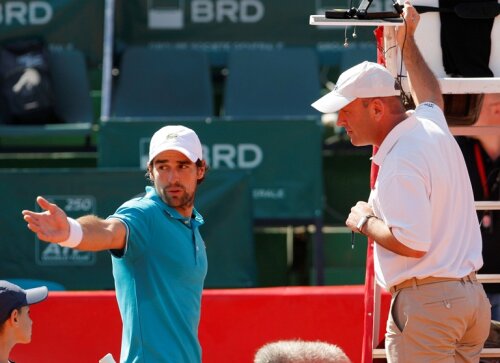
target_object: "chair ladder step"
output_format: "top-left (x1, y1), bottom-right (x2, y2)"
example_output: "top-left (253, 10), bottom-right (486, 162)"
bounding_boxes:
top-left (475, 201), bottom-right (500, 210)
top-left (451, 125), bottom-right (500, 136)
top-left (373, 348), bottom-right (500, 359)
top-left (477, 273), bottom-right (500, 284)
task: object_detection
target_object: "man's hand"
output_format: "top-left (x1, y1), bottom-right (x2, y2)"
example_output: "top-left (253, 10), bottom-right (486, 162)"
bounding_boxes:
top-left (346, 201), bottom-right (374, 233)
top-left (393, 0), bottom-right (444, 109)
top-left (396, 1), bottom-right (420, 48)
top-left (22, 196), bottom-right (70, 243)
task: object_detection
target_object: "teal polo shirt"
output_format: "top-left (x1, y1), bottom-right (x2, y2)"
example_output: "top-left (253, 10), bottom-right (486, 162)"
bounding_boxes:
top-left (109, 186), bottom-right (207, 363)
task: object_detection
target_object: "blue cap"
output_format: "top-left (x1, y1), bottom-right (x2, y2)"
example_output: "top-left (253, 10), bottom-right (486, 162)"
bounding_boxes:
top-left (0, 280), bottom-right (48, 323)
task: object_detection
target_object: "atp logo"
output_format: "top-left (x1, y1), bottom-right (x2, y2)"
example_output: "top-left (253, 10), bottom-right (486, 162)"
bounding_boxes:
top-left (35, 196), bottom-right (97, 266)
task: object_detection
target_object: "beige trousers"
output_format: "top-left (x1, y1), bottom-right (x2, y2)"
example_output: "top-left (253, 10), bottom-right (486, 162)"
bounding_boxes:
top-left (386, 279), bottom-right (491, 363)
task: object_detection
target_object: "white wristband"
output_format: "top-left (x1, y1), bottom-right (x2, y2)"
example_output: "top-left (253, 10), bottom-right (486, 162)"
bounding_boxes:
top-left (59, 217), bottom-right (83, 248)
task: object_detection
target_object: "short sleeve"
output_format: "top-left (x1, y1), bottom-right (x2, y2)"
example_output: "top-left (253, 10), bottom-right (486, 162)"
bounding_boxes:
top-left (416, 102), bottom-right (447, 130)
top-left (376, 161), bottom-right (432, 252)
top-left (108, 199), bottom-right (151, 261)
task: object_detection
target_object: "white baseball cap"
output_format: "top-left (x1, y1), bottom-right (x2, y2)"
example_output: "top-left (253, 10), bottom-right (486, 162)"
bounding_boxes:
top-left (148, 125), bottom-right (203, 164)
top-left (311, 61), bottom-right (400, 113)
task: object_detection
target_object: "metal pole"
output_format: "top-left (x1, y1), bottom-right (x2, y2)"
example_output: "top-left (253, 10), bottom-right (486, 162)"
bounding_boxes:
top-left (100, 0), bottom-right (115, 122)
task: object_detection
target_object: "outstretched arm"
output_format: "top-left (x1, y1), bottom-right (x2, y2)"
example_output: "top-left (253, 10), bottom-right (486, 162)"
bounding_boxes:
top-left (22, 196), bottom-right (126, 251)
top-left (396, 2), bottom-right (444, 109)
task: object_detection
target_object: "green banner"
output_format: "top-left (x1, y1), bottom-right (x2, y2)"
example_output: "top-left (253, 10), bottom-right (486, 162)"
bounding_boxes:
top-left (115, 0), bottom-right (389, 64)
top-left (98, 119), bottom-right (324, 221)
top-left (0, 0), bottom-right (387, 68)
top-left (197, 169), bottom-right (256, 287)
top-left (0, 0), bottom-right (104, 67)
top-left (0, 168), bottom-right (255, 289)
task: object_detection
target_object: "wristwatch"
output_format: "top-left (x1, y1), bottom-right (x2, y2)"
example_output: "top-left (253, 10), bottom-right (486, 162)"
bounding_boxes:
top-left (356, 214), bottom-right (376, 233)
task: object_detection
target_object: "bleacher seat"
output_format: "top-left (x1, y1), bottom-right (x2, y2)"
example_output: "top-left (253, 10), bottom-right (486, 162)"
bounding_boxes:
top-left (49, 48), bottom-right (93, 124)
top-left (0, 48), bottom-right (93, 151)
top-left (222, 48), bottom-right (321, 120)
top-left (111, 47), bottom-right (213, 118)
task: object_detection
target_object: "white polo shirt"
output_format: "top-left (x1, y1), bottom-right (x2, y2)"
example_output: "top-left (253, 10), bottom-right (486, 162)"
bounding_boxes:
top-left (369, 102), bottom-right (483, 290)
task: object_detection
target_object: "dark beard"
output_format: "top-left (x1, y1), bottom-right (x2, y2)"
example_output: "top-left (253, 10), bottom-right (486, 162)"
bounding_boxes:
top-left (161, 184), bottom-right (195, 209)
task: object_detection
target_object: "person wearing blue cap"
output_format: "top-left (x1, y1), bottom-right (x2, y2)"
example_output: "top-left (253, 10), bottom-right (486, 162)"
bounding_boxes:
top-left (0, 280), bottom-right (48, 363)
